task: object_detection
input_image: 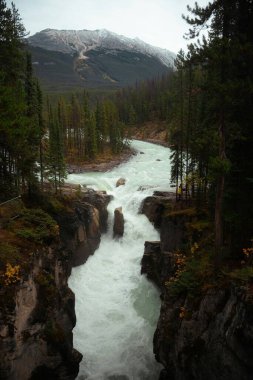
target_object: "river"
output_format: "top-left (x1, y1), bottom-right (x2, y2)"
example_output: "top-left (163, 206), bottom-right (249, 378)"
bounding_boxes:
top-left (68, 140), bottom-right (172, 380)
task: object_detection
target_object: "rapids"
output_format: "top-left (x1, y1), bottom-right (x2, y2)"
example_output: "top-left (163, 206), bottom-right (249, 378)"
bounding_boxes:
top-left (68, 140), bottom-right (172, 380)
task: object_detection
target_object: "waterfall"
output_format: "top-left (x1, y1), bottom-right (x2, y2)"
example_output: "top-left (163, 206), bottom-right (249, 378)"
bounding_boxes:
top-left (68, 140), bottom-right (172, 380)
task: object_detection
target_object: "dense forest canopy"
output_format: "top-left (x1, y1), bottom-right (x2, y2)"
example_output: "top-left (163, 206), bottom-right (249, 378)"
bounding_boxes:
top-left (1, 0), bottom-right (252, 258)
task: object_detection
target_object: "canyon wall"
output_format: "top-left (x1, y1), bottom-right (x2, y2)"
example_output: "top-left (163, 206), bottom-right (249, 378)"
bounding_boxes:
top-left (0, 190), bottom-right (110, 380)
top-left (141, 193), bottom-right (253, 380)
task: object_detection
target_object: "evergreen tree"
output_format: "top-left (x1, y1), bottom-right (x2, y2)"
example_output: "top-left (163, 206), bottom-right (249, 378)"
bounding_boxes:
top-left (0, 1), bottom-right (41, 199)
top-left (21, 52), bottom-right (42, 192)
top-left (47, 107), bottom-right (66, 193)
top-left (86, 112), bottom-right (98, 159)
top-left (36, 81), bottom-right (45, 188)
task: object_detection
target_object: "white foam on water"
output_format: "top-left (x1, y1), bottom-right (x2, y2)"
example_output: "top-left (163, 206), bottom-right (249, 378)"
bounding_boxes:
top-left (68, 140), bottom-right (172, 380)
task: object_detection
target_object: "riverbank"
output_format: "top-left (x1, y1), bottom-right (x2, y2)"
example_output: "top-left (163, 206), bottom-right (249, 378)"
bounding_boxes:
top-left (67, 146), bottom-right (135, 174)
top-left (128, 121), bottom-right (169, 147)
top-left (66, 127), bottom-right (169, 174)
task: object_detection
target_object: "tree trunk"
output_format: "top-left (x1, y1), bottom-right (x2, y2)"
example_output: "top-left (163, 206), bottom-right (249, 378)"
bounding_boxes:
top-left (214, 108), bottom-right (226, 255)
top-left (214, 171), bottom-right (224, 254)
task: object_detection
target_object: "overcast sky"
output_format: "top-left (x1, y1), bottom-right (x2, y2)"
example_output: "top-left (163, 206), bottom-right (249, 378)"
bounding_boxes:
top-left (8, 0), bottom-right (208, 53)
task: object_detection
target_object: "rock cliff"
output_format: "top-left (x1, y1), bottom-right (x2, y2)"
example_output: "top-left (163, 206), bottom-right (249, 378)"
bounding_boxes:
top-left (141, 193), bottom-right (253, 380)
top-left (0, 190), bottom-right (110, 380)
top-left (57, 190), bottom-right (111, 266)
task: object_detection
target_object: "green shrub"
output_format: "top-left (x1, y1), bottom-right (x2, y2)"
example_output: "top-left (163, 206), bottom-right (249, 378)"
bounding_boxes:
top-left (167, 253), bottom-right (215, 299)
top-left (229, 266), bottom-right (253, 282)
top-left (0, 242), bottom-right (21, 269)
top-left (15, 208), bottom-right (59, 244)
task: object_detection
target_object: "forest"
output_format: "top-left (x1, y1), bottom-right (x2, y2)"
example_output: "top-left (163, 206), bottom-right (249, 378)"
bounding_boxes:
top-left (0, 0), bottom-right (253, 258)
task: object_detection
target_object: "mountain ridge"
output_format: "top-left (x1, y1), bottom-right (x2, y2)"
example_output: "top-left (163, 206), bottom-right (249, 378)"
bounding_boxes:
top-left (28, 28), bottom-right (175, 67)
top-left (27, 28), bottom-right (175, 92)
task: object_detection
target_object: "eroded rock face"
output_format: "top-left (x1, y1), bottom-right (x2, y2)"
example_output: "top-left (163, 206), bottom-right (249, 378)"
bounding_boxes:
top-left (140, 193), bottom-right (253, 380)
top-left (140, 192), bottom-right (175, 229)
top-left (0, 247), bottom-right (82, 380)
top-left (80, 189), bottom-right (111, 233)
top-left (141, 242), bottom-right (176, 288)
top-left (154, 285), bottom-right (253, 380)
top-left (0, 190), bottom-right (110, 380)
top-left (57, 191), bottom-right (110, 267)
top-left (113, 207), bottom-right (124, 238)
top-left (116, 178), bottom-right (126, 187)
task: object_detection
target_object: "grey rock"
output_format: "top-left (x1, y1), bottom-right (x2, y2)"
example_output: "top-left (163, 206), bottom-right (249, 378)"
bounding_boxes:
top-left (113, 207), bottom-right (124, 238)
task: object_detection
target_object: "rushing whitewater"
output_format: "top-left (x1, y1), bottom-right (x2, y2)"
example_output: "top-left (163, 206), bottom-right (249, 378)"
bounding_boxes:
top-left (68, 140), bottom-right (172, 380)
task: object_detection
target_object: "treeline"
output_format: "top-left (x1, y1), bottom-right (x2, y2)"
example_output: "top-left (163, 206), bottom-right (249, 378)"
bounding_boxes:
top-left (53, 94), bottom-right (126, 162)
top-left (114, 72), bottom-right (174, 125)
top-left (42, 90), bottom-right (128, 193)
top-left (169, 0), bottom-right (253, 255)
top-left (43, 93), bottom-right (127, 192)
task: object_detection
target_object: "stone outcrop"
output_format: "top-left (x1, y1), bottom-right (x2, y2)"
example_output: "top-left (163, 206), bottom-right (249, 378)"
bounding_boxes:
top-left (141, 242), bottom-right (176, 289)
top-left (154, 281), bottom-right (253, 380)
top-left (113, 207), bottom-right (124, 238)
top-left (0, 245), bottom-right (81, 380)
top-left (0, 190), bottom-right (110, 380)
top-left (58, 205), bottom-right (96, 267)
top-left (57, 190), bottom-right (111, 267)
top-left (141, 192), bottom-right (253, 380)
top-left (79, 189), bottom-right (111, 233)
top-left (140, 191), bottom-right (175, 229)
top-left (116, 178), bottom-right (126, 187)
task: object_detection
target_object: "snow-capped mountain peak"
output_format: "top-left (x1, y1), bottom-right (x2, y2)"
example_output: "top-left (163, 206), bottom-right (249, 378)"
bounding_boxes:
top-left (28, 28), bottom-right (175, 68)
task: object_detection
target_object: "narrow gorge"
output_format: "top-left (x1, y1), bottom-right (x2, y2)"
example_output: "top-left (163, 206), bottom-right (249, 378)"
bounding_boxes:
top-left (68, 140), bottom-right (172, 379)
top-left (0, 140), bottom-right (173, 380)
top-left (1, 140), bottom-right (252, 380)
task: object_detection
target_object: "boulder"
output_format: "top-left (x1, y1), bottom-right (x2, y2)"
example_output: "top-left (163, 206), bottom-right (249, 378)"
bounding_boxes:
top-left (116, 178), bottom-right (126, 187)
top-left (113, 207), bottom-right (124, 238)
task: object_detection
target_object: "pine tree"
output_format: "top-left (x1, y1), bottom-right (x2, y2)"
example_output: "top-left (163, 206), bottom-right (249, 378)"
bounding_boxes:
top-left (0, 1), bottom-right (30, 199)
top-left (21, 52), bottom-right (41, 192)
top-left (36, 81), bottom-right (45, 188)
top-left (47, 107), bottom-right (66, 193)
top-left (86, 112), bottom-right (97, 159)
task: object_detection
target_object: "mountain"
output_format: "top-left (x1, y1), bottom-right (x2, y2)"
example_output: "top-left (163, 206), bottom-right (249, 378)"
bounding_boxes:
top-left (27, 28), bottom-right (176, 92)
